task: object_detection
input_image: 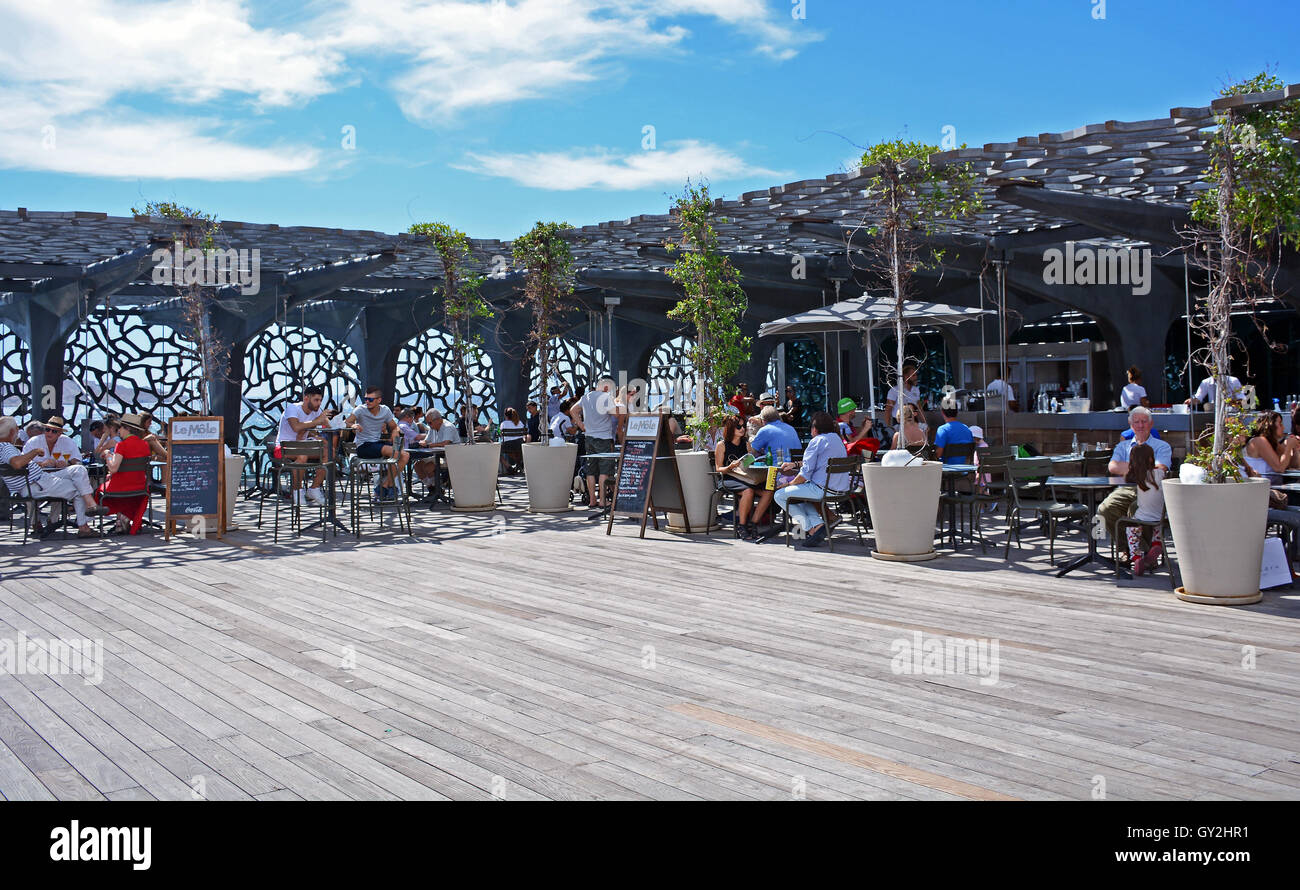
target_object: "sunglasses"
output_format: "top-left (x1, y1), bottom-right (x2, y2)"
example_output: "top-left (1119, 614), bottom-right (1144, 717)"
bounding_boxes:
top-left (364, 396), bottom-right (379, 402)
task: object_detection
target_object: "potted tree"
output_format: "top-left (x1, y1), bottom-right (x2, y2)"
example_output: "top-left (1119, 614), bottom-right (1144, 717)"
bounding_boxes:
top-left (513, 220), bottom-right (579, 512)
top-left (664, 183), bottom-right (750, 532)
top-left (1165, 73), bottom-right (1300, 605)
top-left (849, 141), bottom-right (981, 561)
top-left (409, 222), bottom-right (499, 512)
top-left (134, 200), bottom-right (242, 531)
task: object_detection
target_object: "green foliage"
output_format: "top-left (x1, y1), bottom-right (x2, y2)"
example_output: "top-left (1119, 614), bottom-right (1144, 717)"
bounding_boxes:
top-left (513, 220), bottom-right (576, 441)
top-left (409, 222), bottom-right (494, 438)
top-left (664, 182), bottom-right (750, 443)
top-left (1191, 72), bottom-right (1300, 252)
top-left (131, 199), bottom-right (221, 251)
top-left (1183, 415), bottom-right (1252, 483)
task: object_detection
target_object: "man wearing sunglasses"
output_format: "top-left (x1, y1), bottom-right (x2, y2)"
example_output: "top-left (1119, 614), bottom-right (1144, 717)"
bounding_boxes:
top-left (347, 385), bottom-right (408, 502)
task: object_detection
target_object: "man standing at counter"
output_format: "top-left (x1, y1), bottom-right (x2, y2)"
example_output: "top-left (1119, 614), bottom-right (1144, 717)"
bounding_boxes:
top-left (1186, 373), bottom-right (1243, 408)
top-left (1097, 406), bottom-right (1172, 544)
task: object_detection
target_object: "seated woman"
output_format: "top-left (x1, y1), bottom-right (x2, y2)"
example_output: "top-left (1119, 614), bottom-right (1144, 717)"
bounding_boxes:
top-left (1243, 410), bottom-right (1297, 483)
top-left (498, 407), bottom-right (527, 474)
top-left (714, 415), bottom-right (774, 541)
top-left (95, 414), bottom-right (153, 534)
top-left (890, 404), bottom-right (927, 451)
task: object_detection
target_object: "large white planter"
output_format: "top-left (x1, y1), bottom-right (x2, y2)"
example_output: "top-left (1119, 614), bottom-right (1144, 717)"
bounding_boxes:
top-left (1165, 478), bottom-right (1268, 606)
top-left (863, 460), bottom-right (942, 561)
top-left (223, 454), bottom-right (245, 531)
top-left (444, 443), bottom-right (500, 512)
top-left (523, 442), bottom-right (576, 513)
top-left (665, 450), bottom-right (718, 533)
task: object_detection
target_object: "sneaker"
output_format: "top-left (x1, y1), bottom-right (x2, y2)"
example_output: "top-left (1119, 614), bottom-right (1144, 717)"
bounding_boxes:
top-left (1132, 550), bottom-right (1147, 576)
top-left (1140, 540), bottom-right (1163, 574)
top-left (378, 488), bottom-right (397, 504)
top-left (76, 526), bottom-right (100, 539)
top-left (305, 488), bottom-right (326, 506)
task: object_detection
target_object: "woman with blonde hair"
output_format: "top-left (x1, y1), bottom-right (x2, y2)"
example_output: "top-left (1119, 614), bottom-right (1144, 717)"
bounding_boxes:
top-left (890, 404), bottom-right (926, 451)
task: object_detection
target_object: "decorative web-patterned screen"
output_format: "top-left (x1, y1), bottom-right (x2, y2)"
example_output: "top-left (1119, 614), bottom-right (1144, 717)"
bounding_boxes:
top-left (766, 338), bottom-right (826, 414)
top-left (395, 327), bottom-right (498, 425)
top-left (528, 337), bottom-right (609, 404)
top-left (0, 325), bottom-right (30, 417)
top-left (241, 323), bottom-right (363, 452)
top-left (647, 336), bottom-right (695, 411)
top-left (64, 311), bottom-right (203, 428)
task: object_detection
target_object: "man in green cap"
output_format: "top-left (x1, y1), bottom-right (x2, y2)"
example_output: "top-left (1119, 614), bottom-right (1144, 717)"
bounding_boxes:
top-left (835, 397), bottom-right (858, 438)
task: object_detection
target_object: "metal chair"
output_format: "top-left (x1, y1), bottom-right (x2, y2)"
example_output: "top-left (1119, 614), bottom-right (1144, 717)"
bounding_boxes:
top-left (782, 456), bottom-right (864, 552)
top-left (349, 442), bottom-right (411, 537)
top-left (97, 455), bottom-right (153, 535)
top-left (0, 462), bottom-right (72, 544)
top-left (274, 439), bottom-right (330, 543)
top-left (1082, 449), bottom-right (1112, 477)
top-left (936, 442), bottom-right (981, 548)
top-left (255, 431), bottom-right (283, 529)
top-left (1003, 457), bottom-right (1089, 563)
top-left (1113, 513), bottom-right (1170, 577)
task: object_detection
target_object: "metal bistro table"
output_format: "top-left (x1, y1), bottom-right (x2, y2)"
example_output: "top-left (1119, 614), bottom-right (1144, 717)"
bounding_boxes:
top-left (1045, 475), bottom-right (1130, 577)
top-left (940, 463), bottom-right (978, 549)
top-left (300, 428), bottom-right (350, 536)
top-left (405, 445), bottom-right (447, 507)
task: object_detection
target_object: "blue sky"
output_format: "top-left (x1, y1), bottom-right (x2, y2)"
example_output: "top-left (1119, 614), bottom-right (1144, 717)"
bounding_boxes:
top-left (0, 0), bottom-right (1296, 241)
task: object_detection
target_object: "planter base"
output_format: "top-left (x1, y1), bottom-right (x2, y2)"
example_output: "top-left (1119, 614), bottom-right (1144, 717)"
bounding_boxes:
top-left (871, 549), bottom-right (937, 562)
top-left (1175, 586), bottom-right (1262, 606)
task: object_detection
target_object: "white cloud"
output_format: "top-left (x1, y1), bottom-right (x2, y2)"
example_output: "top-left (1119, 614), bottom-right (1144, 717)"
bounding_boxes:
top-left (0, 0), bottom-right (819, 179)
top-left (453, 139), bottom-right (782, 190)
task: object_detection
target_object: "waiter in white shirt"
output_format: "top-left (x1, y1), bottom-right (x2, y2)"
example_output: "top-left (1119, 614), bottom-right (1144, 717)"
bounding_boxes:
top-left (884, 364), bottom-right (924, 421)
top-left (1186, 374), bottom-right (1244, 409)
top-left (984, 365), bottom-right (1018, 412)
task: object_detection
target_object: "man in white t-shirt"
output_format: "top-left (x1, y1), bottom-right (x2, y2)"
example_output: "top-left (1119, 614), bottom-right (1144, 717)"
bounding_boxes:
top-left (571, 379), bottom-right (618, 516)
top-left (414, 410), bottom-right (458, 487)
top-left (19, 416), bottom-right (103, 527)
top-left (278, 386), bottom-right (333, 506)
top-left (983, 366), bottom-right (1019, 412)
top-left (1187, 374), bottom-right (1244, 409)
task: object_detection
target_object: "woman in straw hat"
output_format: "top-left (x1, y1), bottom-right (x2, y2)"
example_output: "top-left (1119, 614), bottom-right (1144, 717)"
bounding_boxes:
top-left (95, 413), bottom-right (154, 534)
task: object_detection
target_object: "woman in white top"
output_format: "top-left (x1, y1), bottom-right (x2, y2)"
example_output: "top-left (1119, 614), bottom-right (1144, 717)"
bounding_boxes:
top-left (499, 407), bottom-right (527, 440)
top-left (548, 399), bottom-right (575, 445)
top-left (1243, 411), bottom-right (1297, 481)
top-left (1120, 365), bottom-right (1149, 409)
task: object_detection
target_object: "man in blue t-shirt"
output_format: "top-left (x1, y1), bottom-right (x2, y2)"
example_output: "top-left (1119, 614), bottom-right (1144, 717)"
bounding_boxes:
top-left (749, 406), bottom-right (802, 462)
top-left (933, 405), bottom-right (974, 466)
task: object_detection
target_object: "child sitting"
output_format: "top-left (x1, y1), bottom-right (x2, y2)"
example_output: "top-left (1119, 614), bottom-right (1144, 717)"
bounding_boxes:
top-left (1124, 442), bottom-right (1165, 575)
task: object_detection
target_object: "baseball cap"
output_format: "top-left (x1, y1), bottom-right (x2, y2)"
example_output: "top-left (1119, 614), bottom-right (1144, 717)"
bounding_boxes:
top-left (969, 425), bottom-right (984, 440)
top-left (836, 397), bottom-right (858, 416)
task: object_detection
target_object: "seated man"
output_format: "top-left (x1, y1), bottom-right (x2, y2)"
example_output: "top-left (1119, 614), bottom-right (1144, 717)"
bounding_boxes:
top-left (0, 416), bottom-right (99, 537)
top-left (1097, 406), bottom-right (1172, 549)
top-left (774, 412), bottom-right (850, 549)
top-left (347, 386), bottom-right (408, 502)
top-left (933, 404), bottom-right (974, 466)
top-left (415, 410), bottom-right (458, 486)
top-left (278, 386), bottom-right (334, 506)
top-left (749, 406), bottom-right (801, 463)
top-left (22, 416), bottom-right (106, 528)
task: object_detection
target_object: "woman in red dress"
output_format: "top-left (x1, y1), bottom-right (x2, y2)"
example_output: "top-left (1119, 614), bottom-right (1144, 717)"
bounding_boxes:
top-left (95, 414), bottom-right (156, 534)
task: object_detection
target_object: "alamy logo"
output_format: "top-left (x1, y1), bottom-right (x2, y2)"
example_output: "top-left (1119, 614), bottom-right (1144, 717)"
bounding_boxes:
top-left (0, 632), bottom-right (103, 685)
top-left (890, 631), bottom-right (1000, 686)
top-left (151, 245), bottom-right (261, 295)
top-left (49, 821), bottom-right (151, 870)
top-left (1042, 242), bottom-right (1151, 295)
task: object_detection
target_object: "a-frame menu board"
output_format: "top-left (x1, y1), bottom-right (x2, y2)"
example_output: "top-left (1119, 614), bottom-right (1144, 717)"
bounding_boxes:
top-left (164, 416), bottom-right (225, 540)
top-left (607, 413), bottom-right (688, 538)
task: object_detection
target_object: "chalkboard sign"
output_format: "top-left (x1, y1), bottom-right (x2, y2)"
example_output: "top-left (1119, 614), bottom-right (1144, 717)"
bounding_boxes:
top-left (607, 413), bottom-right (688, 538)
top-left (165, 416), bottom-right (225, 539)
top-left (614, 438), bottom-right (657, 515)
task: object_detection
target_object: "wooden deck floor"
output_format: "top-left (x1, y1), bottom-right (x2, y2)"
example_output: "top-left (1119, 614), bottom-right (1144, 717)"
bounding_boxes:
top-left (1, 479), bottom-right (1297, 801)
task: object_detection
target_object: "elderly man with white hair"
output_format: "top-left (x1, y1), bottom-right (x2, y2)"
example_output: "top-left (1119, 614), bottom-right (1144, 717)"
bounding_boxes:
top-left (0, 416), bottom-right (100, 538)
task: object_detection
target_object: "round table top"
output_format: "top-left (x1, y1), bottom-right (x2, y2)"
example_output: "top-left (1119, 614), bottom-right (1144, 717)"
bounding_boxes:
top-left (584, 451), bottom-right (622, 458)
top-left (941, 463), bottom-right (978, 473)
top-left (1046, 475), bottom-right (1128, 487)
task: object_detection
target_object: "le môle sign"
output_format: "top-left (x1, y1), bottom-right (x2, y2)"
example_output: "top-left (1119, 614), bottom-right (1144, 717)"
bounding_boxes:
top-left (607, 413), bottom-right (688, 539)
top-left (164, 416), bottom-right (225, 540)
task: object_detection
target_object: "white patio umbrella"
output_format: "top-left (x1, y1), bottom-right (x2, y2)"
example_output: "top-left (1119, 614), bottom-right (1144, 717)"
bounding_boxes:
top-left (758, 297), bottom-right (991, 412)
